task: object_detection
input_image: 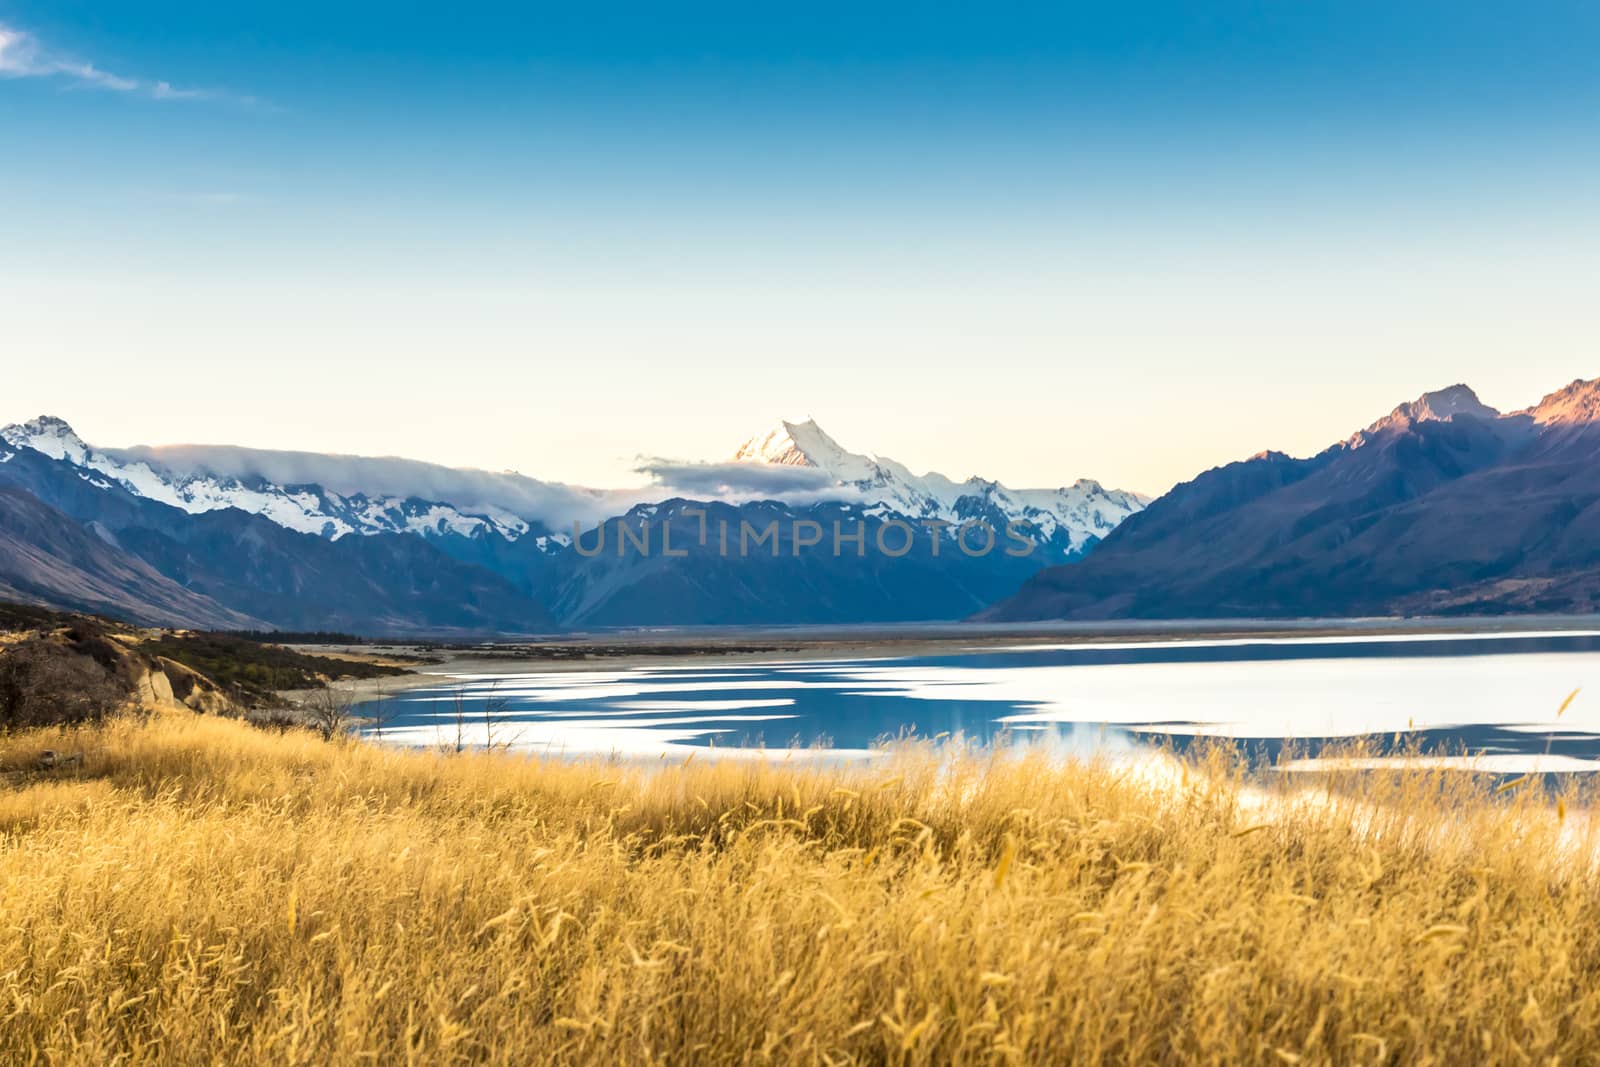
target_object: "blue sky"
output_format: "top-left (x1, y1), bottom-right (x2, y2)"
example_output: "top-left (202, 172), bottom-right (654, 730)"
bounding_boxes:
top-left (4, 1), bottom-right (1599, 493)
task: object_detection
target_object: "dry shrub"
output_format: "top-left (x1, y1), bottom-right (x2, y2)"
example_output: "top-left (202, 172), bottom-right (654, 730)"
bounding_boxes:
top-left (0, 628), bottom-right (133, 730)
top-left (303, 682), bottom-right (358, 740)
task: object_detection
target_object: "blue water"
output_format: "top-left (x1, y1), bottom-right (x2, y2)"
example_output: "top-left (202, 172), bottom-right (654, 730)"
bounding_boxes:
top-left (365, 631), bottom-right (1600, 770)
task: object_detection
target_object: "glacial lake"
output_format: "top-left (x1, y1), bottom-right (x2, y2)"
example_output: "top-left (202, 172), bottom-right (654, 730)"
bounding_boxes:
top-left (364, 631), bottom-right (1600, 772)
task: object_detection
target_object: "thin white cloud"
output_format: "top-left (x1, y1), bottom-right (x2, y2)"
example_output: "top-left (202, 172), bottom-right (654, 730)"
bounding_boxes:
top-left (636, 457), bottom-right (839, 497)
top-left (0, 21), bottom-right (256, 105)
top-left (150, 80), bottom-right (208, 101)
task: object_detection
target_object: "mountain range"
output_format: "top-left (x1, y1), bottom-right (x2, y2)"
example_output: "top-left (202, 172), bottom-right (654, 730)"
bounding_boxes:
top-left (985, 377), bottom-right (1600, 621)
top-left (19, 375), bottom-right (1600, 634)
top-left (0, 415), bottom-right (1143, 632)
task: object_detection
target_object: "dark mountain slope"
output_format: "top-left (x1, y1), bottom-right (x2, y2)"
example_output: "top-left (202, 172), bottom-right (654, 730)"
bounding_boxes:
top-left (0, 448), bottom-right (552, 635)
top-left (0, 485), bottom-right (259, 629)
top-left (538, 499), bottom-right (1045, 627)
top-left (985, 380), bottom-right (1600, 620)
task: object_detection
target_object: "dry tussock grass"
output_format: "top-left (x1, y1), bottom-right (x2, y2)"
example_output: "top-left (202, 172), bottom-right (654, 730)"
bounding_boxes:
top-left (1, 711), bottom-right (1598, 1064)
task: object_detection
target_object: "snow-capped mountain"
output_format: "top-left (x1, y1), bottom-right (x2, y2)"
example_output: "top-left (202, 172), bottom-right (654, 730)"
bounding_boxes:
top-left (0, 416), bottom-right (566, 544)
top-left (0, 413), bottom-right (1147, 630)
top-left (3, 415), bottom-right (1146, 559)
top-left (731, 419), bottom-right (1148, 556)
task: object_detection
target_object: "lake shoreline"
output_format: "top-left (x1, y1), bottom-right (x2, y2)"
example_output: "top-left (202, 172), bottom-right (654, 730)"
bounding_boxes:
top-left (275, 619), bottom-right (1600, 763)
top-left (276, 615), bottom-right (1600, 707)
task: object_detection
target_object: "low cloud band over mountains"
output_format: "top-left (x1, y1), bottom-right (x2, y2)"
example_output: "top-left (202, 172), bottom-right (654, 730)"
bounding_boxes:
top-left (0, 416), bottom-right (1140, 632)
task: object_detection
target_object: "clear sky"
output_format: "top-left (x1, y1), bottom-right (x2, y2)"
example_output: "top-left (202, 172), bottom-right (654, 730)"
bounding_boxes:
top-left (3, 1), bottom-right (1598, 495)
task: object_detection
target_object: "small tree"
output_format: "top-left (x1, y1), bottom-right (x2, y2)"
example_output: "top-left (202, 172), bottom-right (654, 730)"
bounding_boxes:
top-left (448, 685), bottom-right (469, 753)
top-left (367, 684), bottom-right (392, 743)
top-left (440, 682), bottom-right (513, 753)
top-left (305, 682), bottom-right (357, 741)
top-left (482, 681), bottom-right (512, 751)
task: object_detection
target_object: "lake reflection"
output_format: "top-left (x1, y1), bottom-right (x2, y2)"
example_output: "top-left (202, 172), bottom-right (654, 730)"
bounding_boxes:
top-left (365, 630), bottom-right (1600, 771)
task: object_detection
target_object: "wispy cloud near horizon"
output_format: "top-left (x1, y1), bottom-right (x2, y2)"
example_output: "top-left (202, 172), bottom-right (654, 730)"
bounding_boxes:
top-left (633, 457), bottom-right (869, 508)
top-left (0, 21), bottom-right (258, 106)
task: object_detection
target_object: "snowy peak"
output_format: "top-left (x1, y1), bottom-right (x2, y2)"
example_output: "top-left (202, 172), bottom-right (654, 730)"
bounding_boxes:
top-left (729, 418), bottom-right (873, 477)
top-left (1, 415), bottom-right (90, 464)
top-left (731, 420), bottom-right (818, 467)
top-left (728, 418), bottom-right (1145, 555)
top-left (1522, 378), bottom-right (1600, 426)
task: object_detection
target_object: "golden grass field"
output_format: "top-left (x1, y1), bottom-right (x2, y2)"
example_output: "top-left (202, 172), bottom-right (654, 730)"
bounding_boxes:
top-left (2, 711), bottom-right (1599, 1065)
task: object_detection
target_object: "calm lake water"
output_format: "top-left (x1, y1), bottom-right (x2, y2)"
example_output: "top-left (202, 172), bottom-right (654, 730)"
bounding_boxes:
top-left (365, 631), bottom-right (1600, 771)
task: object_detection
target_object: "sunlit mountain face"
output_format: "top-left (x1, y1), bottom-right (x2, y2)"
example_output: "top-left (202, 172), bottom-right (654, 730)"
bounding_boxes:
top-left (987, 378), bottom-right (1600, 622)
